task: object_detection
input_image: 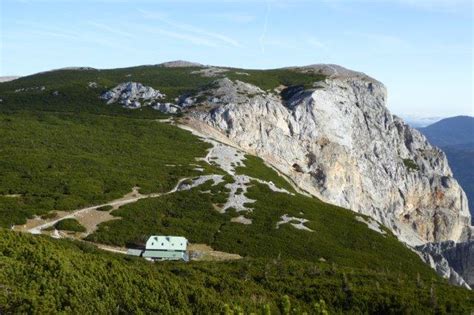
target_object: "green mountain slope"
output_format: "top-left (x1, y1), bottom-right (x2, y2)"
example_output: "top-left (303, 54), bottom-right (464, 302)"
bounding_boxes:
top-left (0, 111), bottom-right (217, 227)
top-left (0, 67), bottom-right (473, 313)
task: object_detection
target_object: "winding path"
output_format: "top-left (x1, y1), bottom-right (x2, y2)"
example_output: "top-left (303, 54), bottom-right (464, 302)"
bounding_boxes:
top-left (26, 178), bottom-right (190, 234)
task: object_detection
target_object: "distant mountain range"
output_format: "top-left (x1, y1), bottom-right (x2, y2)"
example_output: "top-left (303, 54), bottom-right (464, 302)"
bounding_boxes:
top-left (418, 116), bottom-right (474, 147)
top-left (418, 116), bottom-right (474, 222)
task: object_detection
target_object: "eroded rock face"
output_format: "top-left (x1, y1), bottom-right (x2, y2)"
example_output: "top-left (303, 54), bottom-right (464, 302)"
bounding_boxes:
top-left (189, 68), bottom-right (471, 246)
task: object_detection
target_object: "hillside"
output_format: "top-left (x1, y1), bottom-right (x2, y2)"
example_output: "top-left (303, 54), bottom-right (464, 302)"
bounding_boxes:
top-left (0, 64), bottom-right (473, 312)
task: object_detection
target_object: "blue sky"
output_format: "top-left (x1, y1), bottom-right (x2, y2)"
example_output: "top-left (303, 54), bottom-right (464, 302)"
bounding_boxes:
top-left (0, 0), bottom-right (472, 119)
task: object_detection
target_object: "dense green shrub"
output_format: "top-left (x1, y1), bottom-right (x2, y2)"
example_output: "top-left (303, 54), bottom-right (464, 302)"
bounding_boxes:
top-left (226, 68), bottom-right (326, 91)
top-left (54, 218), bottom-right (86, 232)
top-left (0, 229), bottom-right (472, 314)
top-left (0, 111), bottom-right (217, 227)
top-left (403, 158), bottom-right (420, 171)
top-left (40, 212), bottom-right (58, 220)
top-left (96, 205), bottom-right (113, 212)
top-left (0, 66), bottom-right (325, 117)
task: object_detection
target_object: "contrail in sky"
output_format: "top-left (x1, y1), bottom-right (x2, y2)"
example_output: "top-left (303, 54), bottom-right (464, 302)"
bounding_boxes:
top-left (259, 0), bottom-right (270, 53)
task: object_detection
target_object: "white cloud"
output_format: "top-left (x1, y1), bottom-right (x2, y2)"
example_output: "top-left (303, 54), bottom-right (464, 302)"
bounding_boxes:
top-left (138, 26), bottom-right (219, 47)
top-left (138, 9), bottom-right (241, 47)
top-left (8, 21), bottom-right (144, 53)
top-left (87, 21), bottom-right (134, 38)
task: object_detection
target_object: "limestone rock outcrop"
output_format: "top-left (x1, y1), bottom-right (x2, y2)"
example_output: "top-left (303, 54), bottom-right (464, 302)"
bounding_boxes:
top-left (100, 82), bottom-right (165, 109)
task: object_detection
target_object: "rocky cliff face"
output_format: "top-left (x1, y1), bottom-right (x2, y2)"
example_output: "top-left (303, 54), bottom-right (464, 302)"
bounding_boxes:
top-left (187, 65), bottom-right (471, 246)
top-left (417, 240), bottom-right (474, 288)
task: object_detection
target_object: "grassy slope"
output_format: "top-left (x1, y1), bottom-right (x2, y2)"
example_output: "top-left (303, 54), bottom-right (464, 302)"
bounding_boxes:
top-left (1, 230), bottom-right (472, 314)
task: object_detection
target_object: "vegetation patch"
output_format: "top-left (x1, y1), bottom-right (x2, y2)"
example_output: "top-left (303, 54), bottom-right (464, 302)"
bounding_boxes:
top-left (40, 212), bottom-right (58, 220)
top-left (87, 179), bottom-right (233, 246)
top-left (54, 218), bottom-right (86, 232)
top-left (403, 158), bottom-right (420, 171)
top-left (0, 66), bottom-right (326, 117)
top-left (235, 155), bottom-right (296, 193)
top-left (226, 69), bottom-right (326, 91)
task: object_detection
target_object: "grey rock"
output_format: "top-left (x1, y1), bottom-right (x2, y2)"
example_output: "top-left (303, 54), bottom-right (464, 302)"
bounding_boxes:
top-left (192, 67), bottom-right (229, 77)
top-left (177, 95), bottom-right (196, 108)
top-left (417, 240), bottom-right (474, 288)
top-left (159, 60), bottom-right (203, 68)
top-left (196, 78), bottom-right (264, 105)
top-left (152, 103), bottom-right (180, 114)
top-left (100, 82), bottom-right (165, 109)
top-left (416, 248), bottom-right (470, 289)
top-left (14, 86), bottom-right (46, 93)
